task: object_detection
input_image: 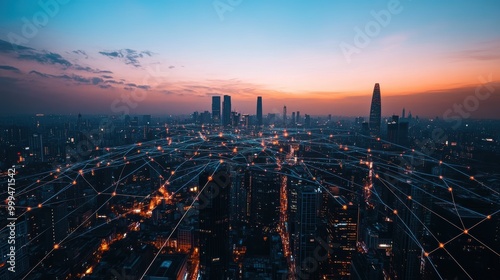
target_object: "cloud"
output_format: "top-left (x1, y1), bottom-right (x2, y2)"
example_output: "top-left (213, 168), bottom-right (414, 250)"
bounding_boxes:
top-left (102, 75), bottom-right (113, 79)
top-left (137, 85), bottom-right (150, 90)
top-left (19, 51), bottom-right (72, 67)
top-left (28, 70), bottom-right (106, 86)
top-left (73, 64), bottom-right (113, 74)
top-left (104, 79), bottom-right (124, 85)
top-left (99, 48), bottom-right (155, 67)
top-left (72, 50), bottom-right (88, 58)
top-left (0, 39), bottom-right (33, 53)
top-left (0, 65), bottom-right (21, 72)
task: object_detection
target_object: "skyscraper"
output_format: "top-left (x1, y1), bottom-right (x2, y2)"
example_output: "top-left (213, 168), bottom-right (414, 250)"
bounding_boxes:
top-left (294, 185), bottom-right (321, 278)
top-left (369, 83), bottom-right (381, 137)
top-left (199, 169), bottom-right (231, 279)
top-left (283, 105), bottom-right (287, 127)
top-left (212, 96), bottom-right (221, 124)
top-left (222, 95), bottom-right (231, 126)
top-left (387, 115), bottom-right (409, 147)
top-left (256, 96), bottom-right (263, 126)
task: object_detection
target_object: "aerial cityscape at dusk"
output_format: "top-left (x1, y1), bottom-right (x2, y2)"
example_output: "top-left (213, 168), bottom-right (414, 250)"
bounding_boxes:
top-left (1, 0), bottom-right (499, 279)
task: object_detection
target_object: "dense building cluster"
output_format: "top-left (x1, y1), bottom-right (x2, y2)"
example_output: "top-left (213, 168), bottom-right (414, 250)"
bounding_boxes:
top-left (0, 85), bottom-right (499, 279)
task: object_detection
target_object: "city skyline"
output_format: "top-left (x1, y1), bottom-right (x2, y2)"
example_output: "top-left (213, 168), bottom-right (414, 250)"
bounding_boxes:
top-left (1, 2), bottom-right (499, 279)
top-left (1, 0), bottom-right (499, 117)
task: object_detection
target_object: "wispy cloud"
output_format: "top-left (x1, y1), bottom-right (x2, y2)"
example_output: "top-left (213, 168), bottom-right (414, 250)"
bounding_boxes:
top-left (0, 65), bottom-right (21, 72)
top-left (28, 70), bottom-right (104, 86)
top-left (73, 64), bottom-right (113, 74)
top-left (71, 49), bottom-right (88, 58)
top-left (99, 48), bottom-right (155, 67)
top-left (0, 39), bottom-right (32, 53)
top-left (18, 51), bottom-right (72, 67)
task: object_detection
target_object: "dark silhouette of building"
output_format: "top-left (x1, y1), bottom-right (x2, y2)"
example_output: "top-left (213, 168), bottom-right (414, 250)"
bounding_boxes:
top-left (294, 185), bottom-right (321, 278)
top-left (256, 96), bottom-right (263, 126)
top-left (305, 114), bottom-right (311, 128)
top-left (325, 196), bottom-right (358, 278)
top-left (222, 95), bottom-right (231, 126)
top-left (199, 169), bottom-right (231, 280)
top-left (283, 106), bottom-right (287, 127)
top-left (387, 115), bottom-right (409, 147)
top-left (212, 96), bottom-right (221, 124)
top-left (249, 166), bottom-right (281, 230)
top-left (391, 182), bottom-right (423, 280)
top-left (369, 83), bottom-right (381, 137)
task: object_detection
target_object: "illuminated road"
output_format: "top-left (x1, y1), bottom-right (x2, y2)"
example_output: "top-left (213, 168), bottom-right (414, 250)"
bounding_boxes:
top-left (279, 163), bottom-right (296, 279)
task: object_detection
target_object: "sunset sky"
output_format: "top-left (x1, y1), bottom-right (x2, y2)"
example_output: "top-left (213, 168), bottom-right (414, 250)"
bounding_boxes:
top-left (1, 0), bottom-right (499, 118)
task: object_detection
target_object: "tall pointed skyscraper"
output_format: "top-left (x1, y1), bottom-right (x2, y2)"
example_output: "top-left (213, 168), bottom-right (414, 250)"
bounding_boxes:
top-left (256, 96), bottom-right (263, 126)
top-left (369, 83), bottom-right (381, 136)
top-left (212, 96), bottom-right (221, 124)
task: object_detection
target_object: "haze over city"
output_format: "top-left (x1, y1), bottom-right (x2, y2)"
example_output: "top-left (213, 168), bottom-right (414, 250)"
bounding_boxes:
top-left (1, 0), bottom-right (499, 117)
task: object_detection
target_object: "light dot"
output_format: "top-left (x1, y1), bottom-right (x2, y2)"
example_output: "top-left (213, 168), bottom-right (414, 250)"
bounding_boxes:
top-left (439, 243), bottom-right (444, 248)
top-left (464, 229), bottom-right (468, 234)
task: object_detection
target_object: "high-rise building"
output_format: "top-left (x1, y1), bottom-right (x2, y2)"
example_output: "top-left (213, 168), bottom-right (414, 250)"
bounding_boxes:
top-left (325, 195), bottom-right (358, 278)
top-left (369, 83), bottom-right (381, 137)
top-left (296, 111), bottom-right (300, 124)
top-left (293, 185), bottom-right (321, 278)
top-left (199, 169), bottom-right (231, 279)
top-left (222, 95), bottom-right (231, 126)
top-left (256, 96), bottom-right (263, 126)
top-left (212, 96), bottom-right (221, 124)
top-left (283, 106), bottom-right (287, 127)
top-left (305, 114), bottom-right (311, 128)
top-left (387, 115), bottom-right (409, 147)
top-left (392, 181), bottom-right (423, 280)
top-left (249, 166), bottom-right (281, 229)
